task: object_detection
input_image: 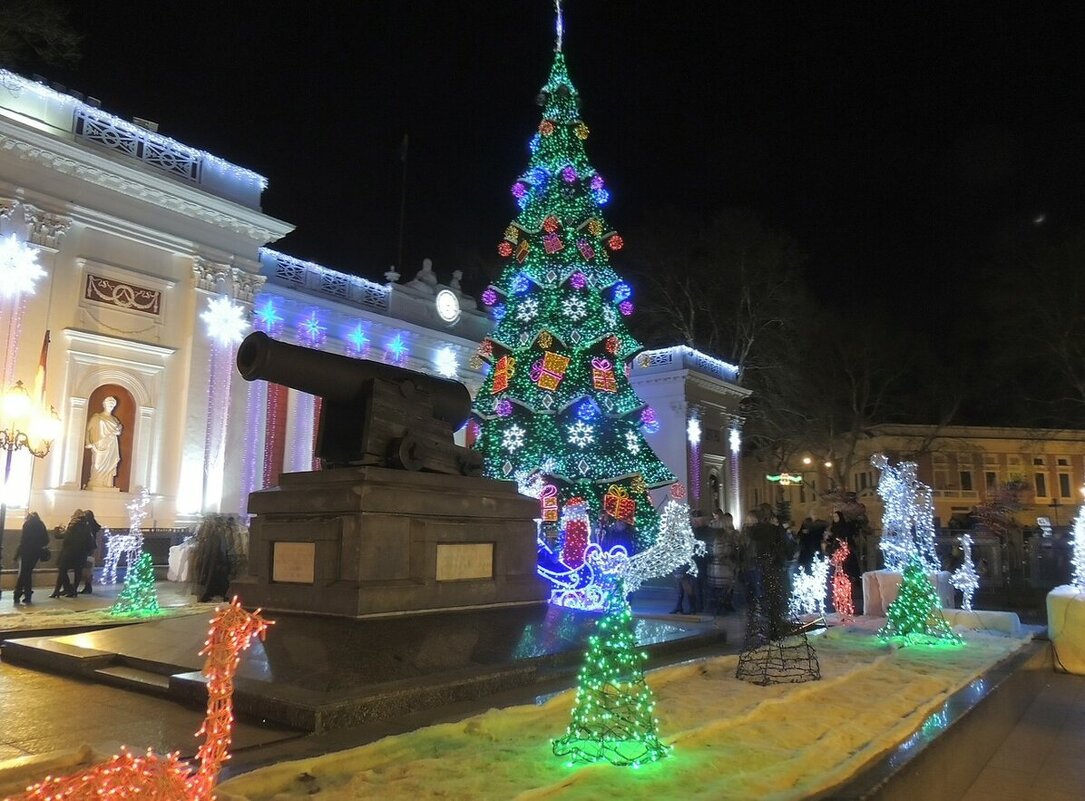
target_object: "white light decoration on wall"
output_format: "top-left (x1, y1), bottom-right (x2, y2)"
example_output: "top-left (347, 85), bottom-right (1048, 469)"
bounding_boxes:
top-left (0, 235), bottom-right (45, 299)
top-left (729, 427), bottom-right (741, 453)
top-left (434, 346), bottom-right (459, 379)
top-left (686, 416), bottom-right (702, 445)
top-left (201, 295), bottom-right (249, 345)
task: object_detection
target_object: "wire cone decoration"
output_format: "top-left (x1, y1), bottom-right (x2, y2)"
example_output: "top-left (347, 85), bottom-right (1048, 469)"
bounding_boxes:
top-left (736, 560), bottom-right (821, 685)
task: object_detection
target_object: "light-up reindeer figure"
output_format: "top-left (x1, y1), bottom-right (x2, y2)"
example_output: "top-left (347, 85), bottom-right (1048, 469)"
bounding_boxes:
top-left (6, 599), bottom-right (271, 801)
top-left (104, 487), bottom-right (152, 584)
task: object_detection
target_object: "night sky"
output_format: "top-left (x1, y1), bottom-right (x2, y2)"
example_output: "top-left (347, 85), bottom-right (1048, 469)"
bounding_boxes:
top-left (18, 2), bottom-right (1085, 318)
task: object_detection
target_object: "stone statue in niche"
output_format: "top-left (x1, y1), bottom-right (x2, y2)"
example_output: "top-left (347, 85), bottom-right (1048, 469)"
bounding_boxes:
top-left (85, 396), bottom-right (123, 491)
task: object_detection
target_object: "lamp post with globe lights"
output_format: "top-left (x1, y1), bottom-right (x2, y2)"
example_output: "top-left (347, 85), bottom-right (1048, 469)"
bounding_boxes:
top-left (0, 379), bottom-right (61, 595)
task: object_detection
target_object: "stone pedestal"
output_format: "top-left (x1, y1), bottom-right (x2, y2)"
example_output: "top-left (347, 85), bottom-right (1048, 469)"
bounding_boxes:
top-left (235, 466), bottom-right (548, 617)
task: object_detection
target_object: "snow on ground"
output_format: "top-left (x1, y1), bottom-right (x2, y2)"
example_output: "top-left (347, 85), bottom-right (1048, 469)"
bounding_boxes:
top-left (217, 622), bottom-right (1031, 801)
top-left (0, 600), bottom-right (219, 633)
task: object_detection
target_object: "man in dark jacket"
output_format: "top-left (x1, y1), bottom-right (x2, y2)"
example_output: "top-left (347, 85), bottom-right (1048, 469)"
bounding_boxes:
top-left (13, 512), bottom-right (49, 604)
top-left (80, 510), bottom-right (102, 593)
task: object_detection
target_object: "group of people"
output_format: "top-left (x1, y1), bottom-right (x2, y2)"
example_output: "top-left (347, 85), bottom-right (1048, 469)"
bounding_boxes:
top-left (11, 508), bottom-right (102, 604)
top-left (189, 514), bottom-right (249, 603)
top-left (672, 504), bottom-right (864, 618)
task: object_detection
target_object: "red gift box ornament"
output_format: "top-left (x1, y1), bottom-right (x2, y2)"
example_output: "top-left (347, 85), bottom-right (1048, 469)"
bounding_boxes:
top-left (492, 354), bottom-right (515, 394)
top-left (603, 484), bottom-right (636, 524)
top-left (531, 351), bottom-right (570, 391)
top-left (591, 357), bottom-right (617, 392)
top-left (540, 483), bottom-right (559, 522)
top-left (577, 237), bottom-right (595, 261)
top-left (543, 233), bottom-right (563, 254)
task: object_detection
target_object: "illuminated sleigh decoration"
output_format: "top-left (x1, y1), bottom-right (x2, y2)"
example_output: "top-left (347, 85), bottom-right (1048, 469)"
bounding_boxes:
top-left (6, 599), bottom-right (271, 801)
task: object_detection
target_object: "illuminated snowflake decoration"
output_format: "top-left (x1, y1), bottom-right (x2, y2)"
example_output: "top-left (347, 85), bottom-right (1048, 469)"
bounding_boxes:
top-left (253, 297), bottom-right (283, 333)
top-left (296, 311), bottom-right (326, 347)
top-left (515, 297), bottom-right (540, 322)
top-left (0, 234), bottom-right (46, 298)
top-left (567, 421), bottom-right (595, 448)
top-left (433, 346), bottom-right (458, 378)
top-left (502, 424), bottom-right (527, 452)
top-left (201, 295), bottom-right (249, 345)
top-left (346, 322), bottom-right (369, 356)
top-left (386, 333), bottom-right (408, 363)
top-left (563, 295), bottom-right (588, 321)
top-left (729, 427), bottom-right (741, 453)
top-left (686, 417), bottom-right (702, 445)
top-left (625, 430), bottom-right (641, 455)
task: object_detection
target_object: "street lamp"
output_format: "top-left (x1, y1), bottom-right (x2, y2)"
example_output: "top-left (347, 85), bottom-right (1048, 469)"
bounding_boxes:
top-left (0, 379), bottom-right (61, 596)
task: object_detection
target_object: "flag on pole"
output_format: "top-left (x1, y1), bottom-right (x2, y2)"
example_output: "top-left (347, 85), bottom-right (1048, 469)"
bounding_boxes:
top-left (32, 330), bottom-right (50, 404)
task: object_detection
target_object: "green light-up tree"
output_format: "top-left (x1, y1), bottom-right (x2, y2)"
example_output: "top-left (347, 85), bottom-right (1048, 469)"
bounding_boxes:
top-left (110, 551), bottom-right (161, 617)
top-left (879, 556), bottom-right (962, 645)
top-left (472, 17), bottom-right (673, 553)
top-left (553, 583), bottom-right (669, 766)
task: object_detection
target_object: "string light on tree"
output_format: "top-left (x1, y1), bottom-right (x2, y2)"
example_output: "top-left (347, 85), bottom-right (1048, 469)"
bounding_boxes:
top-left (1068, 505), bottom-right (1085, 590)
top-left (951, 532), bottom-right (980, 610)
top-left (552, 583), bottom-right (669, 767)
top-left (110, 552), bottom-right (161, 617)
top-left (790, 555), bottom-right (829, 618)
top-left (879, 556), bottom-right (963, 646)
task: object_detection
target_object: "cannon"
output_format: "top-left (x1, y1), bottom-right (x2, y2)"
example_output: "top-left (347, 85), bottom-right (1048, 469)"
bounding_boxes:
top-left (237, 331), bottom-right (482, 476)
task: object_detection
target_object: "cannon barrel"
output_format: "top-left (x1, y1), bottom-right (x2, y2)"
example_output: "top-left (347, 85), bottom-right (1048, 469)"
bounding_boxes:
top-left (236, 331), bottom-right (472, 429)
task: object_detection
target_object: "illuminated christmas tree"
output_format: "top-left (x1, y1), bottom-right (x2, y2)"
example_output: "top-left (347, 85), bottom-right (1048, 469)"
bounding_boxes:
top-left (110, 552), bottom-right (161, 617)
top-left (553, 584), bottom-right (668, 766)
top-left (879, 556), bottom-right (962, 645)
top-left (472, 5), bottom-right (674, 554)
top-left (1071, 510), bottom-right (1085, 590)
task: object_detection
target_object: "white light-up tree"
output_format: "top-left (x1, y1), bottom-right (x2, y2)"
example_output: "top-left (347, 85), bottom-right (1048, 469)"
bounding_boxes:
top-left (951, 532), bottom-right (979, 610)
top-left (872, 453), bottom-right (940, 573)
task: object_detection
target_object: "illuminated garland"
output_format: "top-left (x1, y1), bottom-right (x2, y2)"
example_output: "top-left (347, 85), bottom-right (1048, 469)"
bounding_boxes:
top-left (871, 454), bottom-right (940, 574)
top-left (829, 541), bottom-right (855, 619)
top-left (11, 600), bottom-right (271, 801)
top-left (472, 18), bottom-right (676, 564)
top-left (879, 556), bottom-right (962, 646)
top-left (790, 555), bottom-right (829, 618)
top-left (1072, 509), bottom-right (1085, 590)
top-left (553, 584), bottom-right (669, 767)
top-left (951, 532), bottom-right (979, 610)
top-left (110, 552), bottom-right (161, 618)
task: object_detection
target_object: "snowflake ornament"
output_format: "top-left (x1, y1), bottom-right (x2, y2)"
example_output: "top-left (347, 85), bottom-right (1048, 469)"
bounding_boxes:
top-left (515, 297), bottom-right (540, 322)
top-left (0, 235), bottom-right (46, 298)
top-left (563, 296), bottom-right (588, 321)
top-left (502, 424), bottom-right (526, 452)
top-left (625, 430), bottom-right (641, 455)
top-left (567, 421), bottom-right (595, 448)
top-left (201, 295), bottom-right (250, 345)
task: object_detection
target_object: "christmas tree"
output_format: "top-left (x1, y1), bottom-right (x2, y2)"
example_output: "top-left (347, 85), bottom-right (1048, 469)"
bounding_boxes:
top-left (553, 584), bottom-right (669, 766)
top-left (110, 552), bottom-right (161, 617)
top-left (879, 556), bottom-right (962, 646)
top-left (472, 7), bottom-right (674, 555)
top-left (1071, 510), bottom-right (1085, 590)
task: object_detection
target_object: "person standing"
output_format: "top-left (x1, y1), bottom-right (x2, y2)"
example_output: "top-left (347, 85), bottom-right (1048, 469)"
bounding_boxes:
top-left (707, 510), bottom-right (740, 613)
top-left (51, 509), bottom-right (90, 598)
top-left (13, 512), bottom-right (49, 604)
top-left (80, 510), bottom-right (102, 593)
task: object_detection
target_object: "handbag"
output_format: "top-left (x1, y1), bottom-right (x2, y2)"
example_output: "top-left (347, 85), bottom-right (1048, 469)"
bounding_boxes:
top-left (39, 546), bottom-right (51, 562)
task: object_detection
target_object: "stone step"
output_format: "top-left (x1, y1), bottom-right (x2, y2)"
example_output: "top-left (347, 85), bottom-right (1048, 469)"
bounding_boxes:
top-left (93, 664), bottom-right (172, 696)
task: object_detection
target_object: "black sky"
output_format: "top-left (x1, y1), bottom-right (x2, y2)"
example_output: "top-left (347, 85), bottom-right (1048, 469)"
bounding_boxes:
top-left (18, 1), bottom-right (1085, 315)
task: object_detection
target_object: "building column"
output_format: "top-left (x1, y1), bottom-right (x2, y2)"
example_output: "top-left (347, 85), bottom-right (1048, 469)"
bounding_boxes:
top-left (727, 417), bottom-right (743, 523)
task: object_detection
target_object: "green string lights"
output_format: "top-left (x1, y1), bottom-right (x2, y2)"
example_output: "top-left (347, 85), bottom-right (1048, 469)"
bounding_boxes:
top-left (879, 556), bottom-right (962, 646)
top-left (472, 40), bottom-right (674, 549)
top-left (553, 585), bottom-right (669, 767)
top-left (110, 551), bottom-right (162, 618)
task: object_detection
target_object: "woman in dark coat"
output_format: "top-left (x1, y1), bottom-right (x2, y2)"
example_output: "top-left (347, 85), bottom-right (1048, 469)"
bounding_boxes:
top-left (13, 511), bottom-right (50, 604)
top-left (50, 509), bottom-right (92, 598)
top-left (192, 515), bottom-right (231, 602)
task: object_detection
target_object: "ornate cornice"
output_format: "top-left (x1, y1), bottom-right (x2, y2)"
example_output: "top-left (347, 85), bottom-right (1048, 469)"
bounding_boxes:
top-left (192, 257), bottom-right (232, 293)
top-left (0, 196), bottom-right (18, 220)
top-left (232, 267), bottom-right (266, 304)
top-left (0, 128), bottom-right (292, 244)
top-left (22, 202), bottom-right (71, 248)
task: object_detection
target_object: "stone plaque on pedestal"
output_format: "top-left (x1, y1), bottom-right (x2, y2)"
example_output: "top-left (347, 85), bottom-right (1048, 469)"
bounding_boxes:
top-left (235, 466), bottom-right (548, 617)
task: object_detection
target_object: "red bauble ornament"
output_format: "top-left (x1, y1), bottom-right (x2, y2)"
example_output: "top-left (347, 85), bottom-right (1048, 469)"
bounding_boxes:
top-left (607, 234), bottom-right (624, 251)
top-left (497, 241), bottom-right (513, 257)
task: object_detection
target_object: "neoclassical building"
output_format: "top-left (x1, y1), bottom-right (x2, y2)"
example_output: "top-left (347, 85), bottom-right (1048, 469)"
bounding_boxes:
top-left (0, 69), bottom-right (488, 546)
top-left (0, 69), bottom-right (748, 557)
